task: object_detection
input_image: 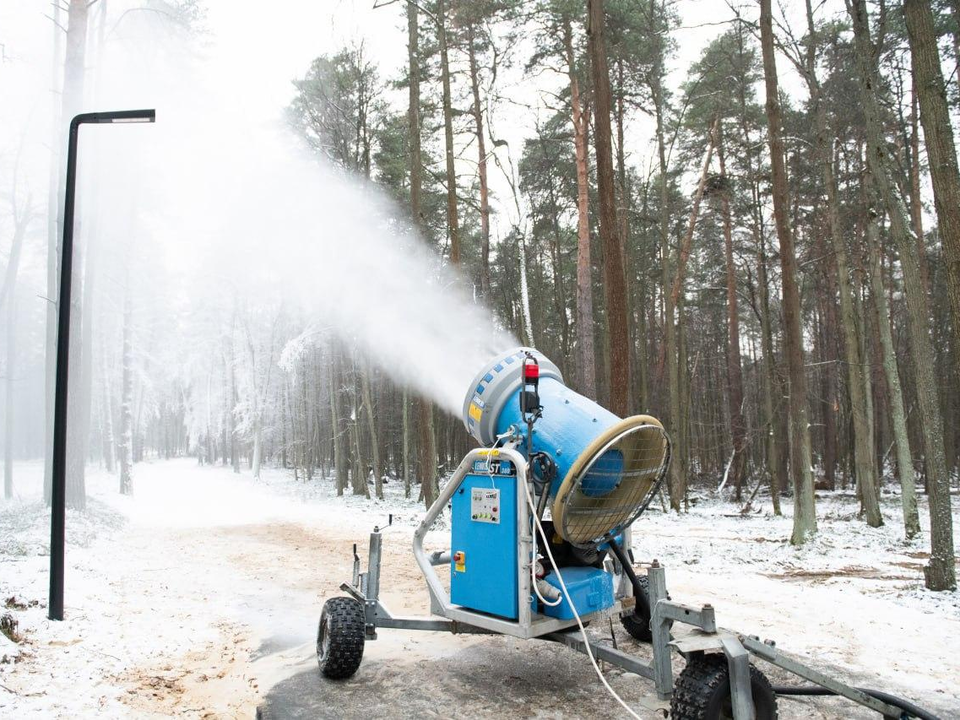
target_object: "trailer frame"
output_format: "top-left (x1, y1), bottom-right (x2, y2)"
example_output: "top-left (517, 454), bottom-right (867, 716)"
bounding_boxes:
top-left (330, 447), bottom-right (905, 720)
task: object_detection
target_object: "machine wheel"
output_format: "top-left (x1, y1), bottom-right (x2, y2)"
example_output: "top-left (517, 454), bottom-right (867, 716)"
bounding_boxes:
top-left (316, 597), bottom-right (365, 679)
top-left (619, 575), bottom-right (668, 642)
top-left (670, 653), bottom-right (778, 720)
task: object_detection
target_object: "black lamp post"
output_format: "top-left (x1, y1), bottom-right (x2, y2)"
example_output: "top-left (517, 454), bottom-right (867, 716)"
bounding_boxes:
top-left (49, 109), bottom-right (155, 622)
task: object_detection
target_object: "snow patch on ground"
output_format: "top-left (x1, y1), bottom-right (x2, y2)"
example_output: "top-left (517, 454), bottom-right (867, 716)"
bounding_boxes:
top-left (252, 464), bottom-right (448, 530)
top-left (0, 458), bottom-right (957, 718)
top-left (633, 489), bottom-right (960, 618)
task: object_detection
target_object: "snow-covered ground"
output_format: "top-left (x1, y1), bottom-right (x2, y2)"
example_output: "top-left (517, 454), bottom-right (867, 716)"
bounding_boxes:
top-left (1, 458), bottom-right (958, 718)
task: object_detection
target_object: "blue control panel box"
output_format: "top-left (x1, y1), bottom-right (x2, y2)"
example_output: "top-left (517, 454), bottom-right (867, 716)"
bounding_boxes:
top-left (450, 459), bottom-right (518, 620)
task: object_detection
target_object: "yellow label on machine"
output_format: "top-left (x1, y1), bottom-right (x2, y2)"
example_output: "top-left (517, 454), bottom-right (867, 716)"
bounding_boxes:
top-left (468, 402), bottom-right (483, 422)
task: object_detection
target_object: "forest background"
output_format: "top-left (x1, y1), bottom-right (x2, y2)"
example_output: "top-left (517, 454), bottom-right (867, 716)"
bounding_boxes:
top-left (0, 0), bottom-right (958, 594)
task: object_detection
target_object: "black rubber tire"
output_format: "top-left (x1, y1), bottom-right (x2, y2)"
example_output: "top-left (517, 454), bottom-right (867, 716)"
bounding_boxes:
top-left (316, 597), bottom-right (365, 680)
top-left (671, 653), bottom-right (778, 720)
top-left (619, 575), bottom-right (660, 642)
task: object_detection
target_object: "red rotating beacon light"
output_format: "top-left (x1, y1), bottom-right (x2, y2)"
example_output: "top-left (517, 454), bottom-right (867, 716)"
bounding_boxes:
top-left (519, 352), bottom-right (542, 422)
top-left (523, 356), bottom-right (539, 381)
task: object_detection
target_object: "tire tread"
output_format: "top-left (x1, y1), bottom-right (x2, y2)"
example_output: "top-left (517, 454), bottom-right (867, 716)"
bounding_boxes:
top-left (670, 653), bottom-right (778, 720)
top-left (619, 575), bottom-right (667, 642)
top-left (317, 596), bottom-right (365, 680)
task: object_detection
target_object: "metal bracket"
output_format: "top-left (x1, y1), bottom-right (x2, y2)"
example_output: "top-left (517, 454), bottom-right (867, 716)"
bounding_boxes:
top-left (351, 543), bottom-right (360, 587)
top-left (721, 635), bottom-right (756, 720)
top-left (648, 565), bottom-right (674, 700)
top-left (339, 582), bottom-right (364, 603)
top-left (655, 600), bottom-right (717, 634)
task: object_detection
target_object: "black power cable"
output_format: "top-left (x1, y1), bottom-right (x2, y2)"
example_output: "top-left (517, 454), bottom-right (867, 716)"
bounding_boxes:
top-left (771, 684), bottom-right (941, 720)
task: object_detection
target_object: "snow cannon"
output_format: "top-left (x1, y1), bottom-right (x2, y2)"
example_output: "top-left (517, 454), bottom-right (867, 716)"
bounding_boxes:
top-left (462, 347), bottom-right (670, 548)
top-left (314, 355), bottom-right (938, 720)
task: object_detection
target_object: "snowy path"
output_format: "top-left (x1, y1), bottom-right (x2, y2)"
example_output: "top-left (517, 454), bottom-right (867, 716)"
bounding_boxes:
top-left (1, 459), bottom-right (958, 719)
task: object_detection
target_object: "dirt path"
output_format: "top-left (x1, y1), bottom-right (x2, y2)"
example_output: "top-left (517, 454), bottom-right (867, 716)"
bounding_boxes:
top-left (3, 460), bottom-right (957, 719)
top-left (164, 492), bottom-right (960, 719)
top-left (142, 517), bottom-right (951, 720)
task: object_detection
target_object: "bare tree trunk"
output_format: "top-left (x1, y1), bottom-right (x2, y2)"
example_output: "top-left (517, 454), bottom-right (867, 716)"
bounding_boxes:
top-left (409, 0), bottom-right (438, 509)
top-left (251, 420), bottom-right (262, 480)
top-left (437, 0), bottom-right (461, 266)
top-left (905, 0), bottom-right (960, 400)
top-left (100, 347), bottom-right (115, 474)
top-left (670, 119), bottom-right (718, 309)
top-left (349, 358), bottom-right (368, 497)
top-left (57, 0), bottom-right (91, 511)
top-left (615, 59), bottom-right (637, 413)
top-left (119, 288), bottom-right (133, 495)
top-left (760, 0), bottom-right (816, 544)
top-left (804, 33), bottom-right (880, 524)
top-left (4, 293), bottom-right (15, 499)
top-left (44, 0), bottom-right (64, 506)
top-left (230, 339), bottom-right (239, 474)
top-left (902, 0), bottom-right (959, 587)
top-left (2, 189), bottom-right (31, 498)
top-left (815, 277), bottom-right (838, 491)
top-left (328, 347), bottom-right (345, 495)
top-left (734, 21), bottom-right (781, 512)
top-left (544, 160), bottom-right (571, 362)
top-left (78, 201), bottom-right (98, 480)
top-left (651, 52), bottom-right (683, 510)
top-left (850, 0), bottom-right (953, 589)
top-left (586, 0), bottom-right (629, 417)
top-left (418, 398), bottom-right (438, 506)
top-left (402, 388), bottom-right (410, 498)
top-left (757, 235), bottom-right (782, 515)
top-left (563, 17), bottom-right (596, 399)
top-left (361, 360), bottom-right (381, 499)
top-left (467, 26), bottom-right (490, 297)
top-left (302, 354), bottom-right (314, 480)
top-left (909, 80), bottom-right (931, 294)
top-left (221, 346), bottom-right (229, 466)
top-left (828, 172), bottom-right (878, 523)
top-left (718, 134), bottom-right (747, 500)
top-left (866, 214), bottom-right (920, 537)
top-left (664, 119), bottom-right (717, 510)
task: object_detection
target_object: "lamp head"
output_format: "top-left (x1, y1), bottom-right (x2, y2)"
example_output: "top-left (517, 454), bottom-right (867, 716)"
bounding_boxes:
top-left (73, 109), bottom-right (156, 126)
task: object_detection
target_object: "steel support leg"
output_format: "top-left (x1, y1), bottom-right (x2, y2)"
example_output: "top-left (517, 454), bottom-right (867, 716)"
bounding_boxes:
top-left (721, 636), bottom-right (756, 720)
top-left (648, 564), bottom-right (673, 700)
top-left (364, 530), bottom-right (382, 639)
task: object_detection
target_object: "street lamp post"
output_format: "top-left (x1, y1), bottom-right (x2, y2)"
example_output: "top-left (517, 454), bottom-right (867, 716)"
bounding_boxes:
top-left (49, 109), bottom-right (155, 622)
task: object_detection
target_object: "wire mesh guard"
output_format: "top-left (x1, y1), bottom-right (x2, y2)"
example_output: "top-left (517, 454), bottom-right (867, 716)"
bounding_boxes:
top-left (553, 420), bottom-right (670, 548)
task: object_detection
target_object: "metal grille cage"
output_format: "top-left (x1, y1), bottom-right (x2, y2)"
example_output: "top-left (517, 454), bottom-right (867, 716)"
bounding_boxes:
top-left (552, 417), bottom-right (670, 548)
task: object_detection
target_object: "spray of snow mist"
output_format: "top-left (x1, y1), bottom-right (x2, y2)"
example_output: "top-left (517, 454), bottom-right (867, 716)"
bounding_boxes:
top-left (85, 30), bottom-right (517, 417)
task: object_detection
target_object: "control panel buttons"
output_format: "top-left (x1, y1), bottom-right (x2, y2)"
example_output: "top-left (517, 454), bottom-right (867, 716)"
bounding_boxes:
top-left (470, 488), bottom-right (501, 524)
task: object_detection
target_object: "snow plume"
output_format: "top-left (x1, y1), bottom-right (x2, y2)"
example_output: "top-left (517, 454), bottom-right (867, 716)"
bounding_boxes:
top-left (84, 15), bottom-right (517, 419)
top-left (212, 141), bottom-right (516, 416)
